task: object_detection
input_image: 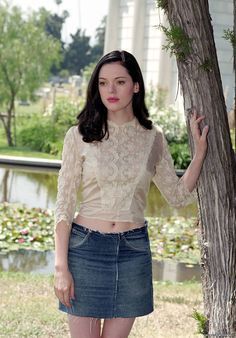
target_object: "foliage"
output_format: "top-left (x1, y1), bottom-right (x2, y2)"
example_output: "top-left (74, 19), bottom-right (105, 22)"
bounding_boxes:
top-left (39, 7), bottom-right (69, 75)
top-left (40, 7), bottom-right (69, 42)
top-left (90, 16), bottom-right (106, 62)
top-left (0, 203), bottom-right (54, 253)
top-left (155, 0), bottom-right (168, 13)
top-left (52, 97), bottom-right (81, 129)
top-left (62, 15), bottom-right (106, 76)
top-left (0, 2), bottom-right (61, 146)
top-left (159, 24), bottom-right (192, 61)
top-left (17, 117), bottom-right (60, 155)
top-left (192, 309), bottom-right (208, 335)
top-left (62, 29), bottom-right (93, 75)
top-left (146, 86), bottom-right (190, 168)
top-left (147, 86), bottom-right (188, 143)
top-left (0, 203), bottom-right (200, 264)
top-left (148, 216), bottom-right (200, 264)
top-left (16, 97), bottom-right (84, 155)
top-left (169, 142), bottom-right (191, 169)
top-left (223, 28), bottom-right (236, 49)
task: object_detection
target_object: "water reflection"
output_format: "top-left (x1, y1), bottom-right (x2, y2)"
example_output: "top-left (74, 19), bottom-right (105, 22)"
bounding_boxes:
top-left (0, 250), bottom-right (200, 281)
top-left (0, 250), bottom-right (54, 274)
top-left (0, 166), bottom-right (57, 209)
top-left (0, 165), bottom-right (197, 217)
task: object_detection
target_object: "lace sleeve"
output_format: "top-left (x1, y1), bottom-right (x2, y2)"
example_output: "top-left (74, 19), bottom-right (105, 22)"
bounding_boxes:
top-left (54, 127), bottom-right (83, 229)
top-left (152, 131), bottom-right (196, 207)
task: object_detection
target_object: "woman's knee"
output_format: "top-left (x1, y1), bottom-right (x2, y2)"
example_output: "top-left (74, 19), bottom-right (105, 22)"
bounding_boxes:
top-left (68, 315), bottom-right (101, 338)
top-left (101, 318), bottom-right (135, 338)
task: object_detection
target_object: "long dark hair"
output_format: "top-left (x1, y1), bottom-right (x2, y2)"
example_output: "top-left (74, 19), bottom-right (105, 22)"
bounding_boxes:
top-left (77, 50), bottom-right (152, 142)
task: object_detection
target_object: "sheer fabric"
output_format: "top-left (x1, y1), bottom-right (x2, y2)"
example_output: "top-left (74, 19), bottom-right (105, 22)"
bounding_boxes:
top-left (55, 118), bottom-right (195, 229)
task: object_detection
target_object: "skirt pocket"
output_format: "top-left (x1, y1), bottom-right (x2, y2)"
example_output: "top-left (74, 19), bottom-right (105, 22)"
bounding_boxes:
top-left (69, 226), bottom-right (90, 249)
top-left (123, 230), bottom-right (150, 253)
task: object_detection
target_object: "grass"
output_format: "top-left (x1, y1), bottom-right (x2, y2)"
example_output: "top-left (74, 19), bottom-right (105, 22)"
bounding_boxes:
top-left (0, 129), bottom-right (58, 159)
top-left (0, 145), bottom-right (58, 159)
top-left (0, 272), bottom-right (203, 338)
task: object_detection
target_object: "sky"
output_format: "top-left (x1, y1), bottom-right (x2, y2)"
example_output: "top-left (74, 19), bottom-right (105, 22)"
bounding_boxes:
top-left (9, 0), bottom-right (109, 43)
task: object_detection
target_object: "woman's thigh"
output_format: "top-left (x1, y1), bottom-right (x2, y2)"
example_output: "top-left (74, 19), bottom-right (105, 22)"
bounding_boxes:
top-left (68, 315), bottom-right (101, 338)
top-left (101, 318), bottom-right (135, 338)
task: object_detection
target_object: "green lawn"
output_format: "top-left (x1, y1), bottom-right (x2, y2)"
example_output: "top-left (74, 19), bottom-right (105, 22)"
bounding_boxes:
top-left (0, 145), bottom-right (59, 159)
top-left (0, 272), bottom-right (203, 338)
top-left (0, 130), bottom-right (59, 160)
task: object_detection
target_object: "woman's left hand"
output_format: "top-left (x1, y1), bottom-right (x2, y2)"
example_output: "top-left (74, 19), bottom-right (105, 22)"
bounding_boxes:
top-left (189, 109), bottom-right (209, 158)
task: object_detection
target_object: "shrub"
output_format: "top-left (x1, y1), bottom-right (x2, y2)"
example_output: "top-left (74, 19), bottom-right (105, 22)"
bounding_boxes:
top-left (146, 86), bottom-right (188, 144)
top-left (17, 118), bottom-right (60, 155)
top-left (146, 86), bottom-right (190, 168)
top-left (169, 142), bottom-right (191, 169)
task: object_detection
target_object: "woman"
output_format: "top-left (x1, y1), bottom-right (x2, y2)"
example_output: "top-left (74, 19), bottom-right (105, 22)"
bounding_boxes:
top-left (54, 50), bottom-right (208, 338)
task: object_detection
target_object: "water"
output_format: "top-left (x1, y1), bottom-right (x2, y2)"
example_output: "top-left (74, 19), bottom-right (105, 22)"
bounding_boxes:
top-left (0, 165), bottom-right (197, 218)
top-left (0, 250), bottom-right (201, 282)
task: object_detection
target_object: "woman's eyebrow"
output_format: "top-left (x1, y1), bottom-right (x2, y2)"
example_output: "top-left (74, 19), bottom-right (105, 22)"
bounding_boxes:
top-left (98, 76), bottom-right (127, 79)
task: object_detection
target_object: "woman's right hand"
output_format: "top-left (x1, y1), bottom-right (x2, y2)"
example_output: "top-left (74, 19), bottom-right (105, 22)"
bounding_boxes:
top-left (54, 268), bottom-right (75, 307)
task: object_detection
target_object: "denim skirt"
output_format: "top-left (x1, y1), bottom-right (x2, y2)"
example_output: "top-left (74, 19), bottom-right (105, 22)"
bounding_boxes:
top-left (59, 221), bottom-right (153, 318)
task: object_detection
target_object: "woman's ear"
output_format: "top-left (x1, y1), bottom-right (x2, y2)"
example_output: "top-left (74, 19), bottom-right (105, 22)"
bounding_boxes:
top-left (133, 83), bottom-right (139, 93)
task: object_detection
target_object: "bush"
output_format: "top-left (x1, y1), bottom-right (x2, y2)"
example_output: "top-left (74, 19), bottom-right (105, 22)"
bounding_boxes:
top-left (17, 118), bottom-right (61, 155)
top-left (169, 142), bottom-right (191, 169)
top-left (146, 86), bottom-right (191, 169)
top-left (52, 97), bottom-right (80, 128)
top-left (146, 86), bottom-right (188, 144)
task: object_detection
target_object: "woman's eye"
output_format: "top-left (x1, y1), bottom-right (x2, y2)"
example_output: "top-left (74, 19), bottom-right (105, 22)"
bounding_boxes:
top-left (99, 81), bottom-right (106, 86)
top-left (118, 80), bottom-right (125, 85)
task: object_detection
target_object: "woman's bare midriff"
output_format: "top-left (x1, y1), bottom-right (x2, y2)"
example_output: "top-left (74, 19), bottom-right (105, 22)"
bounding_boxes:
top-left (75, 214), bottom-right (143, 233)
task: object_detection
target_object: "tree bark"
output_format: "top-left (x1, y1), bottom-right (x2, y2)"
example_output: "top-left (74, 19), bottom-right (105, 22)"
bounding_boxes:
top-left (234, 0), bottom-right (236, 149)
top-left (165, 0), bottom-right (236, 334)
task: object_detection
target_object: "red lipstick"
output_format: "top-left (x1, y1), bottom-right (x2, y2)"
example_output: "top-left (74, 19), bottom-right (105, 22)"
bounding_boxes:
top-left (107, 97), bottom-right (119, 103)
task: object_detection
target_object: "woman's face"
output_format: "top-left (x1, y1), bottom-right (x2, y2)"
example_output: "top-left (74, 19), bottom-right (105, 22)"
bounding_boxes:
top-left (98, 62), bottom-right (139, 115)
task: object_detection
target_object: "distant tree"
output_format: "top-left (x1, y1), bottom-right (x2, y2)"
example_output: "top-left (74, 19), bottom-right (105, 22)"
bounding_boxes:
top-left (39, 7), bottom-right (69, 75)
top-left (91, 16), bottom-right (106, 62)
top-left (0, 3), bottom-right (61, 146)
top-left (63, 29), bottom-right (92, 75)
top-left (55, 0), bottom-right (63, 6)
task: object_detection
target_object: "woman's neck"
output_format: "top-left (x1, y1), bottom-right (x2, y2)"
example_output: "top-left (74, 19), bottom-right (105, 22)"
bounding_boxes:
top-left (107, 111), bottom-right (134, 126)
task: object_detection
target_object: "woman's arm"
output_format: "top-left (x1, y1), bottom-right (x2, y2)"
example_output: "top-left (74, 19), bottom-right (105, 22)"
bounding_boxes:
top-left (54, 221), bottom-right (74, 308)
top-left (182, 110), bottom-right (209, 192)
top-left (152, 110), bottom-right (208, 207)
top-left (54, 127), bottom-right (83, 308)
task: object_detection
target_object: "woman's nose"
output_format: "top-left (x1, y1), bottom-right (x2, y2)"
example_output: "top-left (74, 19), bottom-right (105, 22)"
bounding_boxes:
top-left (108, 83), bottom-right (115, 93)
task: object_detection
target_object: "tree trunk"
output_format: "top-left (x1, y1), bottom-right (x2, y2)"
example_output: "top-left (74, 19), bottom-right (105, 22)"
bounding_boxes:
top-left (165, 0), bottom-right (236, 334)
top-left (4, 95), bottom-right (15, 146)
top-left (234, 0), bottom-right (236, 149)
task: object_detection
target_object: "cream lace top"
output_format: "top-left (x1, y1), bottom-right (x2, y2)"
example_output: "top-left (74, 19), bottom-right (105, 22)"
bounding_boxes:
top-left (55, 118), bottom-right (195, 228)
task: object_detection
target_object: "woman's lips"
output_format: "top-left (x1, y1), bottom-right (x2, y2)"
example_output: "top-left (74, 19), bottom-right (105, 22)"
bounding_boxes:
top-left (107, 97), bottom-right (119, 103)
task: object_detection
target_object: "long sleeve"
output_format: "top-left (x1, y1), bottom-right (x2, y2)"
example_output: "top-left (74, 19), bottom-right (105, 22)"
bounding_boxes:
top-left (152, 131), bottom-right (196, 207)
top-left (54, 127), bottom-right (83, 229)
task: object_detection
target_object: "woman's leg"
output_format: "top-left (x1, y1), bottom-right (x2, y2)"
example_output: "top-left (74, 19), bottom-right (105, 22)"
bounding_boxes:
top-left (68, 315), bottom-right (101, 338)
top-left (101, 318), bottom-right (135, 338)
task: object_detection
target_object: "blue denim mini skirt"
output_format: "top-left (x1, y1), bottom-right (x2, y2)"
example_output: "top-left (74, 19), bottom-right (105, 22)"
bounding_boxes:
top-left (59, 221), bottom-right (153, 318)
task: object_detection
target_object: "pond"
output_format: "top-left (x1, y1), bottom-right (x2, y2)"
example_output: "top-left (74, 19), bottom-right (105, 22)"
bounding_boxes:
top-left (0, 165), bottom-right (197, 218)
top-left (0, 250), bottom-right (201, 282)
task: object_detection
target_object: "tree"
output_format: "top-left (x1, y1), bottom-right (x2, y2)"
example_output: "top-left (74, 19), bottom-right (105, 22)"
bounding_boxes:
top-left (63, 29), bottom-right (92, 75)
top-left (90, 16), bottom-right (106, 63)
top-left (0, 3), bottom-right (61, 146)
top-left (39, 7), bottom-right (69, 75)
top-left (156, 0), bottom-right (236, 334)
